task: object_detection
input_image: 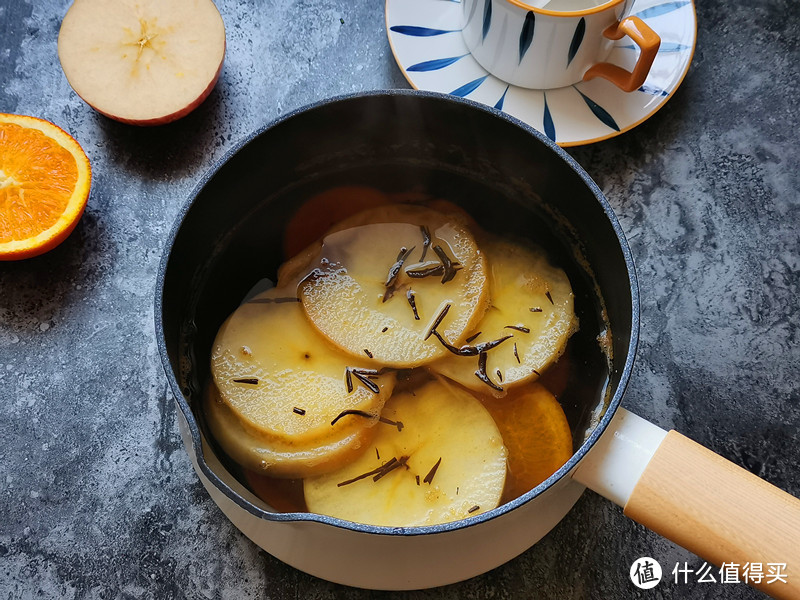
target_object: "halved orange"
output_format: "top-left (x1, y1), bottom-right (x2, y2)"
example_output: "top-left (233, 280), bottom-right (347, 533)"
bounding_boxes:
top-left (0, 114), bottom-right (91, 260)
top-left (482, 383), bottom-right (573, 504)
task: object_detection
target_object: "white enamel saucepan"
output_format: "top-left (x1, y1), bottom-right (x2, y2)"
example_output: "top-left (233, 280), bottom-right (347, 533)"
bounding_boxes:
top-left (156, 90), bottom-right (800, 597)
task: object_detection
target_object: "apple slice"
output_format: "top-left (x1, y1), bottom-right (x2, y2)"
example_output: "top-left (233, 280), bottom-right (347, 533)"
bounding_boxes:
top-left (57, 0), bottom-right (226, 126)
top-left (303, 379), bottom-right (508, 527)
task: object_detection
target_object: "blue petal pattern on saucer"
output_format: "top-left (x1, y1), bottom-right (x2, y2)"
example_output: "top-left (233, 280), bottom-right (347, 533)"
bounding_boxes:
top-left (452, 75), bottom-right (489, 97)
top-left (543, 92), bottom-right (556, 141)
top-left (408, 55), bottom-right (469, 71)
top-left (386, 0), bottom-right (697, 146)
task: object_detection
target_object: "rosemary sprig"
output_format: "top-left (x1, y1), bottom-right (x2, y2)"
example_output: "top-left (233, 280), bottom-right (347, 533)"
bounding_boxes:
top-left (337, 455), bottom-right (408, 487)
top-left (343, 367), bottom-right (381, 394)
top-left (430, 329), bottom-right (512, 357)
top-left (383, 245), bottom-right (416, 302)
top-left (432, 244), bottom-right (462, 283)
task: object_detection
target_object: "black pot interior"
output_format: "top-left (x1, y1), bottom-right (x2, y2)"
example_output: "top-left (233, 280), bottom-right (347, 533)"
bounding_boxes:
top-left (158, 91), bottom-right (637, 516)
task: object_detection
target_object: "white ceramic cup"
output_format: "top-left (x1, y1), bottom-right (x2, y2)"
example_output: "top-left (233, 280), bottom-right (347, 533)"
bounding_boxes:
top-left (461, 0), bottom-right (661, 90)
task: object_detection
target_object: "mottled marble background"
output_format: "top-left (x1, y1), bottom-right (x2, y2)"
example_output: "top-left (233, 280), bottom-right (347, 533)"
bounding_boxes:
top-left (1, 0), bottom-right (798, 598)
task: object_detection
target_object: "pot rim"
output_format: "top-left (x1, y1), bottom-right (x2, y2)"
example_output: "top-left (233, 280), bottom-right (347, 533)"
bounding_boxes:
top-left (154, 88), bottom-right (640, 537)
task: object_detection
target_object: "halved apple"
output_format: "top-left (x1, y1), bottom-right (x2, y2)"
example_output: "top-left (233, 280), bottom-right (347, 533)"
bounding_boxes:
top-left (58, 0), bottom-right (226, 125)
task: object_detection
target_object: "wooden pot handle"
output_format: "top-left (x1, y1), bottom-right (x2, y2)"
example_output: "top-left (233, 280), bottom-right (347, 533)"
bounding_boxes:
top-left (624, 431), bottom-right (800, 599)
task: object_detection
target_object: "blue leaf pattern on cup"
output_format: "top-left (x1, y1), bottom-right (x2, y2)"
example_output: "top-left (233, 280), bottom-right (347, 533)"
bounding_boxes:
top-left (543, 92), bottom-right (556, 142)
top-left (575, 89), bottom-right (620, 131)
top-left (633, 1), bottom-right (691, 19)
top-left (482, 0), bottom-right (492, 42)
top-left (568, 18), bottom-right (585, 67)
top-left (390, 25), bottom-right (459, 36)
top-left (494, 85), bottom-right (510, 110)
top-left (407, 55), bottom-right (468, 72)
top-left (519, 12), bottom-right (535, 64)
top-left (451, 76), bottom-right (488, 97)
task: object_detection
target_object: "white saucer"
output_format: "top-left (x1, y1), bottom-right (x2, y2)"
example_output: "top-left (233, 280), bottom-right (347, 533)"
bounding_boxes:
top-left (385, 0), bottom-right (697, 146)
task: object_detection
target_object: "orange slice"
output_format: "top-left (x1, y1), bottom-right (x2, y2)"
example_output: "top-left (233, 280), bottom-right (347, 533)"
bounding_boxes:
top-left (482, 383), bottom-right (573, 504)
top-left (0, 114), bottom-right (91, 260)
top-left (283, 185), bottom-right (391, 258)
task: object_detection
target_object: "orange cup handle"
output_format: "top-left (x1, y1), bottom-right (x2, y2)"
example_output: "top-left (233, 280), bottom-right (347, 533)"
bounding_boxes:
top-left (583, 16), bottom-right (661, 92)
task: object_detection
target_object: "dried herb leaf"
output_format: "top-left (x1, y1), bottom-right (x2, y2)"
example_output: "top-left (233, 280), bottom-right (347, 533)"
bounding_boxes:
top-left (419, 225), bottom-right (432, 261)
top-left (504, 325), bottom-right (531, 333)
top-left (383, 245), bottom-right (416, 302)
top-left (337, 462), bottom-right (389, 487)
top-left (405, 261), bottom-right (445, 279)
top-left (344, 367), bottom-right (381, 394)
top-left (425, 303), bottom-right (451, 340)
top-left (352, 369), bottom-right (380, 393)
top-left (474, 352), bottom-right (503, 392)
top-left (330, 409), bottom-right (376, 426)
top-left (423, 457), bottom-right (442, 484)
top-left (473, 335), bottom-right (513, 354)
top-left (432, 244), bottom-right (462, 283)
top-left (406, 289), bottom-right (420, 320)
top-left (373, 456), bottom-right (409, 482)
top-left (330, 407), bottom-right (403, 431)
top-left (345, 368), bottom-right (354, 393)
top-left (232, 377), bottom-right (259, 385)
top-left (431, 329), bottom-right (513, 357)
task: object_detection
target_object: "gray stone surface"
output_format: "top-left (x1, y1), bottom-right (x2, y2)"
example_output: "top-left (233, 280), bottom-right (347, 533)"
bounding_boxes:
top-left (0, 0), bottom-right (798, 598)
